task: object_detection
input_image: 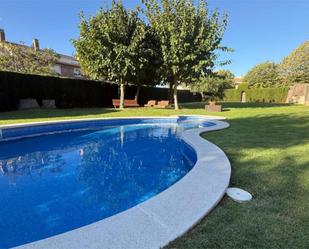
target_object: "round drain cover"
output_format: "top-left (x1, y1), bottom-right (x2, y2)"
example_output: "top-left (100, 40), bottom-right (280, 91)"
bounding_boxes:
top-left (226, 187), bottom-right (252, 203)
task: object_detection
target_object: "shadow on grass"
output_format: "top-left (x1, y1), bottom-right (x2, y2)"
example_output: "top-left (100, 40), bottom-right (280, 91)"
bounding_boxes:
top-left (0, 108), bottom-right (120, 122)
top-left (166, 112), bottom-right (309, 249)
top-left (221, 102), bottom-right (294, 109)
top-left (181, 102), bottom-right (294, 110)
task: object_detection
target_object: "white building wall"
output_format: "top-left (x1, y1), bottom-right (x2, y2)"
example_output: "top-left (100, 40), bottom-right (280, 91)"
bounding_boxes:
top-left (53, 64), bottom-right (62, 75)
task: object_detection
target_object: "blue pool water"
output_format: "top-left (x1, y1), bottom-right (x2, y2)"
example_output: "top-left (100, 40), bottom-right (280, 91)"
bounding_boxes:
top-left (0, 117), bottom-right (214, 248)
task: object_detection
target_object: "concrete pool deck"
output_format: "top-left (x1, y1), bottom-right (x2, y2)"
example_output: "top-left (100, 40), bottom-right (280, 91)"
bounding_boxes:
top-left (4, 116), bottom-right (231, 249)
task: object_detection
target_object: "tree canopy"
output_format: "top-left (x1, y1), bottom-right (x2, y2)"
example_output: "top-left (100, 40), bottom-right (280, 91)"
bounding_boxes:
top-left (190, 69), bottom-right (234, 100)
top-left (243, 41), bottom-right (309, 88)
top-left (73, 0), bottom-right (230, 108)
top-left (128, 26), bottom-right (163, 101)
top-left (0, 42), bottom-right (58, 75)
top-left (279, 40), bottom-right (309, 85)
top-left (73, 1), bottom-right (160, 108)
top-left (143, 0), bottom-right (229, 109)
top-left (242, 61), bottom-right (279, 88)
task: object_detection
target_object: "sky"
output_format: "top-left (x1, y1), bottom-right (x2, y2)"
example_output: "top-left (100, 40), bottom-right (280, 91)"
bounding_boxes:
top-left (0, 0), bottom-right (309, 76)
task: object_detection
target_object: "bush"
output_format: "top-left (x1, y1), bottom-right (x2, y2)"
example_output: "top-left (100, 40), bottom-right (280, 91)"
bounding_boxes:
top-left (279, 40), bottom-right (309, 85)
top-left (0, 71), bottom-right (201, 112)
top-left (223, 86), bottom-right (289, 103)
top-left (242, 61), bottom-right (279, 88)
top-left (224, 89), bottom-right (241, 102)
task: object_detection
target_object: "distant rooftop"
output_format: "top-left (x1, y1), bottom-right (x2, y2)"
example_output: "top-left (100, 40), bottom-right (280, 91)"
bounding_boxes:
top-left (0, 28), bottom-right (78, 64)
top-left (0, 28), bottom-right (83, 78)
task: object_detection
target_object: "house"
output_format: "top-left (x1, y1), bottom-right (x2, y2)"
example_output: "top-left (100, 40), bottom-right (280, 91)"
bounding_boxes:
top-left (0, 29), bottom-right (83, 79)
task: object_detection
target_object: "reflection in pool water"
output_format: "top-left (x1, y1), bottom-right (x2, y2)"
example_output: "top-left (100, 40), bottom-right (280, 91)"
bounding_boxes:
top-left (0, 120), bottom-right (211, 248)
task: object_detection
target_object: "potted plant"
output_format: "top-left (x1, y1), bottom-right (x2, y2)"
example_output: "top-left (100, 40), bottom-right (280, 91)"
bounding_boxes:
top-left (205, 96), bottom-right (222, 112)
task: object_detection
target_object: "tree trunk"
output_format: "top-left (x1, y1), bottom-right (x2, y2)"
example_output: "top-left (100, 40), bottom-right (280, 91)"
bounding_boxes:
top-left (134, 85), bottom-right (141, 102)
top-left (168, 82), bottom-right (174, 103)
top-left (200, 92), bottom-right (204, 101)
top-left (119, 80), bottom-right (125, 109)
top-left (173, 80), bottom-right (179, 110)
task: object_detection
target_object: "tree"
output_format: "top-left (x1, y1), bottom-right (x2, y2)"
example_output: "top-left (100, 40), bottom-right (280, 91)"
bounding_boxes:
top-left (190, 70), bottom-right (234, 100)
top-left (279, 40), bottom-right (309, 85)
top-left (242, 62), bottom-right (279, 88)
top-left (73, 1), bottom-right (148, 109)
top-left (143, 0), bottom-right (229, 109)
top-left (0, 42), bottom-right (58, 75)
top-left (129, 26), bottom-right (163, 102)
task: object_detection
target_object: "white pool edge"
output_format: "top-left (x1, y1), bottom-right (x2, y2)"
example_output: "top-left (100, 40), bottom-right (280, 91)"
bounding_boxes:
top-left (11, 116), bottom-right (231, 249)
top-left (0, 114), bottom-right (225, 129)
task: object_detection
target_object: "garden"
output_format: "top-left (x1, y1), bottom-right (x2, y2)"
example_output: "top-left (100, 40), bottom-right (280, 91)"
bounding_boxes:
top-left (0, 0), bottom-right (309, 248)
top-left (0, 102), bottom-right (308, 248)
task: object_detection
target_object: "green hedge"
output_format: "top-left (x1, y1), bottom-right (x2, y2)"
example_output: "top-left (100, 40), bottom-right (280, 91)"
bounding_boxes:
top-left (223, 85), bottom-right (289, 103)
top-left (0, 71), bottom-right (201, 111)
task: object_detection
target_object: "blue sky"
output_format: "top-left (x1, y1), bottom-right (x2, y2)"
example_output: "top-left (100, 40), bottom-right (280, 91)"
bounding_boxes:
top-left (0, 0), bottom-right (309, 76)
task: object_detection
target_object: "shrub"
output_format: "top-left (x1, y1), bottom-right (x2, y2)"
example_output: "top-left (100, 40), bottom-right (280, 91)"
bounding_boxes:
top-left (223, 86), bottom-right (289, 103)
top-left (279, 40), bottom-right (309, 85)
top-left (0, 71), bottom-right (201, 112)
top-left (242, 62), bottom-right (280, 88)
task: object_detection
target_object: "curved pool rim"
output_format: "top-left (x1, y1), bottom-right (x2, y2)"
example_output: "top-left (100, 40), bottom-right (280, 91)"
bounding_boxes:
top-left (0, 115), bottom-right (231, 249)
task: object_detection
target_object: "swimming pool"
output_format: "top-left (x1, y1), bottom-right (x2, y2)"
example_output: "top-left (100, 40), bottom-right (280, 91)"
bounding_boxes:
top-left (0, 116), bottom-right (219, 249)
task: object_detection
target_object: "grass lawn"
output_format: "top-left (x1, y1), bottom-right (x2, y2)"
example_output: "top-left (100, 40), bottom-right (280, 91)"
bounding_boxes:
top-left (0, 102), bottom-right (308, 248)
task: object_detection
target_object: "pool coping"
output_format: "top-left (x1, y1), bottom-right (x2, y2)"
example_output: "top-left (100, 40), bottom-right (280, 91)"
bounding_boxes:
top-left (0, 115), bottom-right (225, 142)
top-left (8, 115), bottom-right (231, 249)
top-left (0, 114), bottom-right (225, 129)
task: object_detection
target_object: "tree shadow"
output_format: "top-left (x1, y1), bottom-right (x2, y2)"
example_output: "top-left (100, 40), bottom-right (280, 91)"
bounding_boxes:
top-left (221, 102), bottom-right (295, 109)
top-left (0, 108), bottom-right (120, 123)
top-left (181, 102), bottom-right (295, 110)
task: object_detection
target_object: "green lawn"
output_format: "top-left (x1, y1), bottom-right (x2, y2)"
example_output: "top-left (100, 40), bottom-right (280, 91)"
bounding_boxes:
top-left (0, 102), bottom-right (303, 125)
top-left (0, 102), bottom-right (308, 249)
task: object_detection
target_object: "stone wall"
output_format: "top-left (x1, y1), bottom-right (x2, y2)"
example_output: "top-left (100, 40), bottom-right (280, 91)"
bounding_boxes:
top-left (286, 83), bottom-right (309, 105)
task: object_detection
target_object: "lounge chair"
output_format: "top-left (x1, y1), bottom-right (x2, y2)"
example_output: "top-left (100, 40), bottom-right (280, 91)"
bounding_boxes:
top-left (154, 100), bottom-right (169, 108)
top-left (144, 100), bottom-right (157, 107)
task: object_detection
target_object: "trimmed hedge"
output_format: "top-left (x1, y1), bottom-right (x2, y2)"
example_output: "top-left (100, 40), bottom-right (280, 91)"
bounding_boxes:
top-left (0, 71), bottom-right (201, 112)
top-left (224, 84), bottom-right (289, 103)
